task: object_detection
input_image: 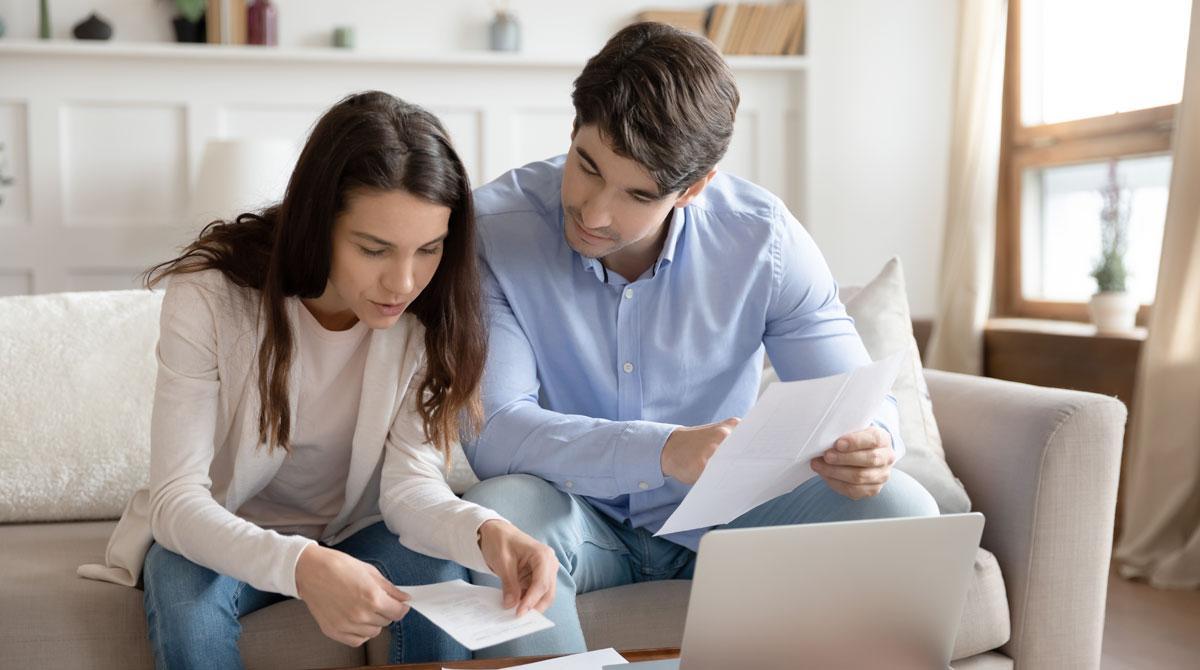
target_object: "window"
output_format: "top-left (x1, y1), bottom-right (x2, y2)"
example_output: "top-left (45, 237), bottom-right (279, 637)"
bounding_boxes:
top-left (996, 0), bottom-right (1190, 323)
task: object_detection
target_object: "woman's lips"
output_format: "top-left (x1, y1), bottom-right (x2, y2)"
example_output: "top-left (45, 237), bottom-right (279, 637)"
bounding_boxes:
top-left (371, 300), bottom-right (407, 317)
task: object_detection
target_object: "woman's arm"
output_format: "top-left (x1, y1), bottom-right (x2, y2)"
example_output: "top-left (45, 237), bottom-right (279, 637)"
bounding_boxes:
top-left (146, 273), bottom-right (315, 598)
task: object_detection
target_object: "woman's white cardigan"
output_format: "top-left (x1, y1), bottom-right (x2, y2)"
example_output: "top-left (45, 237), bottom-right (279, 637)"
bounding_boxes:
top-left (77, 269), bottom-right (502, 598)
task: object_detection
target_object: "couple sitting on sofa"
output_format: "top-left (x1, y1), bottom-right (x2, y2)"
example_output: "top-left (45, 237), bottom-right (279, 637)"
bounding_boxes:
top-left (80, 23), bottom-right (937, 668)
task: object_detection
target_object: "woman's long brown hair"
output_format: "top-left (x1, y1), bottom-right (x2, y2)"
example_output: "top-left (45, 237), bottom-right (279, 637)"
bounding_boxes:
top-left (145, 91), bottom-right (486, 458)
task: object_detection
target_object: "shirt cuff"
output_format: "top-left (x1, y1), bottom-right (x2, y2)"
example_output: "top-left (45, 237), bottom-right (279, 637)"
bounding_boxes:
top-left (456, 508), bottom-right (506, 576)
top-left (613, 420), bottom-right (677, 494)
top-left (284, 536), bottom-right (320, 600)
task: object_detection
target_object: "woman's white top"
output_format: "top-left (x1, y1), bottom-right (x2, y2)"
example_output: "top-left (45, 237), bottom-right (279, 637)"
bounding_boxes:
top-left (77, 268), bottom-right (502, 598)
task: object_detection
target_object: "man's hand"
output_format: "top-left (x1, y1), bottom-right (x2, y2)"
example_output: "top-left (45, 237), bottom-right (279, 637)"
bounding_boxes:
top-left (660, 417), bottom-right (741, 485)
top-left (295, 544), bottom-right (411, 648)
top-left (477, 520), bottom-right (558, 617)
top-left (810, 425), bottom-right (895, 500)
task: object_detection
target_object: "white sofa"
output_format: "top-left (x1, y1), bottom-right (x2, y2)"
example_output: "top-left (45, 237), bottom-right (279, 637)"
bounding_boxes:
top-left (0, 289), bottom-right (1127, 669)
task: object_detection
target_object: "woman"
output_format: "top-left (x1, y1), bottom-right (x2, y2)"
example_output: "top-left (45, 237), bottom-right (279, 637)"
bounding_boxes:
top-left (77, 91), bottom-right (557, 668)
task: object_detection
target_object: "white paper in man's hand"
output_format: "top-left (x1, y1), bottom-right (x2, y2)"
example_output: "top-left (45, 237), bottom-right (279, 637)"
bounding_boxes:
top-left (400, 579), bottom-right (553, 651)
top-left (655, 352), bottom-right (905, 536)
top-left (444, 647), bottom-right (627, 669)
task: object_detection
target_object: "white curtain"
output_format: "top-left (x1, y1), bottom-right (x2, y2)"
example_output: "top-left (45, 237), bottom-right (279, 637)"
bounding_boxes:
top-left (925, 0), bottom-right (1007, 375)
top-left (1115, 0), bottom-right (1200, 590)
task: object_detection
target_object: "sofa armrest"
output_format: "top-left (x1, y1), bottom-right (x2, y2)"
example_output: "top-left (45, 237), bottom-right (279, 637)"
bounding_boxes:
top-left (924, 370), bottom-right (1126, 670)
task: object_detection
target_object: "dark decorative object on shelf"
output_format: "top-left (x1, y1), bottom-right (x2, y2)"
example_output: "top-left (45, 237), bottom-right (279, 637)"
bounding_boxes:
top-left (0, 15), bottom-right (7, 39)
top-left (171, 0), bottom-right (206, 43)
top-left (39, 0), bottom-right (51, 39)
top-left (72, 13), bottom-right (113, 40)
top-left (247, 0), bottom-right (278, 46)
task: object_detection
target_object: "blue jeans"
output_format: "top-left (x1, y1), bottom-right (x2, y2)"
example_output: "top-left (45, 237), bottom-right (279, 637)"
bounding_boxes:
top-left (462, 470), bottom-right (939, 658)
top-left (141, 521), bottom-right (471, 669)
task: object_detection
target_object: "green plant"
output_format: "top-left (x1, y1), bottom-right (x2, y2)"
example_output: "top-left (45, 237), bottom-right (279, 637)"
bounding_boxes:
top-left (174, 0), bottom-right (205, 23)
top-left (1090, 161), bottom-right (1130, 293)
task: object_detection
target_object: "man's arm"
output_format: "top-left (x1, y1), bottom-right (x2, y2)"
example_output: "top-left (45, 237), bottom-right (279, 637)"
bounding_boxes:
top-left (464, 260), bottom-right (677, 498)
top-left (761, 204), bottom-right (905, 460)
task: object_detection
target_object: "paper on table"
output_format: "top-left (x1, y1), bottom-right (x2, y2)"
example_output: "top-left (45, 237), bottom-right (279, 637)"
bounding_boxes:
top-left (444, 647), bottom-right (627, 670)
top-left (400, 579), bottom-right (554, 651)
top-left (655, 352), bottom-right (905, 536)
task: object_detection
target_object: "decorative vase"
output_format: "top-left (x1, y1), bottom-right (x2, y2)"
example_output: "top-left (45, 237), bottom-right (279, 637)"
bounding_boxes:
top-left (172, 15), bottom-right (206, 43)
top-left (0, 15), bottom-right (7, 39)
top-left (72, 13), bottom-right (112, 41)
top-left (1088, 291), bottom-right (1138, 333)
top-left (247, 0), bottom-right (278, 47)
top-left (489, 11), bottom-right (520, 52)
top-left (39, 0), bottom-right (51, 39)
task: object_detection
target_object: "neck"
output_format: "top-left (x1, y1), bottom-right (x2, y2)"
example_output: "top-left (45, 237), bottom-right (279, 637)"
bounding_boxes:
top-left (601, 211), bottom-right (673, 281)
top-left (300, 294), bottom-right (358, 331)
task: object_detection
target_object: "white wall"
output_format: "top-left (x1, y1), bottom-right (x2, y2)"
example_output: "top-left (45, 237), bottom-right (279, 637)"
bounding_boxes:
top-left (806, 0), bottom-right (958, 317)
top-left (0, 0), bottom-right (704, 55)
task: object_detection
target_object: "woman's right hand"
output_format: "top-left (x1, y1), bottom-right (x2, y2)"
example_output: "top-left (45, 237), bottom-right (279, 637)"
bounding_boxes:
top-left (295, 544), bottom-right (411, 648)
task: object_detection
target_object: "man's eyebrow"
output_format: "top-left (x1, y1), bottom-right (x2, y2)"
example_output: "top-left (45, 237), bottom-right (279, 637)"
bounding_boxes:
top-left (578, 147), bottom-right (662, 201)
top-left (577, 147), bottom-right (601, 173)
top-left (351, 232), bottom-right (394, 247)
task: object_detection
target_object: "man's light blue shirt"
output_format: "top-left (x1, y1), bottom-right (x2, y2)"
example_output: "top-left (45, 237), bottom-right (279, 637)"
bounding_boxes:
top-left (465, 156), bottom-right (903, 550)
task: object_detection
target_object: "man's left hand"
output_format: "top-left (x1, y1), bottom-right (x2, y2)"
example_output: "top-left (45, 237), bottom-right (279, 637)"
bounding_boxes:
top-left (809, 426), bottom-right (895, 500)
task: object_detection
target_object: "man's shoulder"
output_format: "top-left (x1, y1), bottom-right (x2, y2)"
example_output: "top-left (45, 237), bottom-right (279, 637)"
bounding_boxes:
top-left (688, 171), bottom-right (793, 251)
top-left (474, 156), bottom-right (565, 222)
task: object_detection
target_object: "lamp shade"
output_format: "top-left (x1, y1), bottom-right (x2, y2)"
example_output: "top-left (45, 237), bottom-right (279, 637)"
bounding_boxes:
top-left (189, 139), bottom-right (297, 226)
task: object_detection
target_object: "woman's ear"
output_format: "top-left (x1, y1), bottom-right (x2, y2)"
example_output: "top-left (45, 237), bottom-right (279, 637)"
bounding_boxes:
top-left (673, 167), bottom-right (719, 208)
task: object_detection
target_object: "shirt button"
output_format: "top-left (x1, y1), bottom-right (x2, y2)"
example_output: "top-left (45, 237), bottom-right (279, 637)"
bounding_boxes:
top-left (623, 362), bottom-right (634, 373)
top-left (638, 481), bottom-right (650, 490)
top-left (564, 480), bottom-right (574, 489)
top-left (624, 288), bottom-right (634, 300)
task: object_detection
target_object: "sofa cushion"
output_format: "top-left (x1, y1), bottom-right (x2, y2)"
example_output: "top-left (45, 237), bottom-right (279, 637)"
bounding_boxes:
top-left (0, 290), bottom-right (162, 522)
top-left (0, 520), bottom-right (363, 670)
top-left (576, 547), bottom-right (1010, 662)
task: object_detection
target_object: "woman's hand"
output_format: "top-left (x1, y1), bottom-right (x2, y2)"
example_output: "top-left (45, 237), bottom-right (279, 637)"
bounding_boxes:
top-left (477, 519), bottom-right (558, 616)
top-left (295, 544), bottom-right (411, 648)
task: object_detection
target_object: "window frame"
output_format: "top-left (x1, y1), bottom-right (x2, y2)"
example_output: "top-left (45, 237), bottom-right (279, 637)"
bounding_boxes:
top-left (995, 0), bottom-right (1178, 324)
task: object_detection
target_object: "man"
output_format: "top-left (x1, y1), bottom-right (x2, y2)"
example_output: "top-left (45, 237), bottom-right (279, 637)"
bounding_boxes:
top-left (463, 22), bottom-right (938, 657)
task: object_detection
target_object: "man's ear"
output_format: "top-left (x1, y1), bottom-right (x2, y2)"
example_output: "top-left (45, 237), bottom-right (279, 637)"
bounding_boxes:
top-left (673, 168), bottom-right (719, 208)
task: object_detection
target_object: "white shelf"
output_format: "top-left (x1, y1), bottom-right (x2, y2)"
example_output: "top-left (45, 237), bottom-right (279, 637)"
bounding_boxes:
top-left (0, 39), bottom-right (808, 72)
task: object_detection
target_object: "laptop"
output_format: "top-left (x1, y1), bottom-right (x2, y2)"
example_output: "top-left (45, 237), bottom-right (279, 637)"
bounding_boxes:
top-left (607, 513), bottom-right (984, 670)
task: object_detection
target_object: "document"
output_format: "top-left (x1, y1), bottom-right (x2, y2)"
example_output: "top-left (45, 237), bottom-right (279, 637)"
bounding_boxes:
top-left (445, 647), bottom-right (627, 669)
top-left (655, 352), bottom-right (905, 536)
top-left (400, 579), bottom-right (554, 651)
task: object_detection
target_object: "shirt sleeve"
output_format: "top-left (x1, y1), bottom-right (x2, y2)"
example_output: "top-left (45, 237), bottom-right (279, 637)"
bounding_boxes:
top-left (761, 204), bottom-right (905, 459)
top-left (378, 368), bottom-right (505, 576)
top-left (464, 257), bottom-right (678, 498)
top-left (146, 273), bottom-right (316, 599)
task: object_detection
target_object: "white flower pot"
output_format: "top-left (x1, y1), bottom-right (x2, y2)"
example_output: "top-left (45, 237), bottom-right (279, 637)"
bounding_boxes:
top-left (1088, 291), bottom-right (1138, 333)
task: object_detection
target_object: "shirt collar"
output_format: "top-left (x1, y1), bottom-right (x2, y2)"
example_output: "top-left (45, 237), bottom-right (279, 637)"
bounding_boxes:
top-left (574, 206), bottom-right (688, 284)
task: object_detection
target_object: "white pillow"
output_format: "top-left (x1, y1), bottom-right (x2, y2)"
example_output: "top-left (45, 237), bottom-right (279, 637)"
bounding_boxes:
top-left (762, 256), bottom-right (970, 513)
top-left (0, 290), bottom-right (162, 522)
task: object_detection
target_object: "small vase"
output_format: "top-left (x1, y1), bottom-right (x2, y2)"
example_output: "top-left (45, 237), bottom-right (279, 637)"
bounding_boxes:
top-left (1088, 291), bottom-right (1138, 333)
top-left (248, 0), bottom-right (278, 47)
top-left (172, 15), bottom-right (206, 43)
top-left (490, 11), bottom-right (520, 52)
top-left (39, 0), bottom-right (51, 39)
top-left (72, 13), bottom-right (112, 41)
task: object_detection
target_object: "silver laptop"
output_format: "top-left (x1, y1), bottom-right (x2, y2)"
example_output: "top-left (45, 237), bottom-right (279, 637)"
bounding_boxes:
top-left (608, 513), bottom-right (984, 670)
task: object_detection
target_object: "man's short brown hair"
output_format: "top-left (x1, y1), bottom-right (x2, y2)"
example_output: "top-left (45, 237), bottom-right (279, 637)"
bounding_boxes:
top-left (572, 22), bottom-right (741, 197)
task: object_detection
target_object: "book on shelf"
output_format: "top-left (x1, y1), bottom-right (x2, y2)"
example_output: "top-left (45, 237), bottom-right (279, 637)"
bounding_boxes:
top-left (636, 9), bottom-right (709, 35)
top-left (206, 0), bottom-right (248, 45)
top-left (702, 1), bottom-right (806, 56)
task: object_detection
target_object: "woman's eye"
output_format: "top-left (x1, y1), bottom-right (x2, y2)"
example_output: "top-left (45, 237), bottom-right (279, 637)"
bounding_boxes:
top-left (419, 246), bottom-right (442, 256)
top-left (360, 246), bottom-right (386, 257)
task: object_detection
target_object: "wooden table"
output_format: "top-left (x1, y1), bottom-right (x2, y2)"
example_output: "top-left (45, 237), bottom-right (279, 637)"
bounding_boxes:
top-left (333, 648), bottom-right (680, 670)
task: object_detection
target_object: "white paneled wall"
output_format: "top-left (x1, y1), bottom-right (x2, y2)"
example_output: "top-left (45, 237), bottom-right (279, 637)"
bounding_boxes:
top-left (0, 42), bottom-right (806, 295)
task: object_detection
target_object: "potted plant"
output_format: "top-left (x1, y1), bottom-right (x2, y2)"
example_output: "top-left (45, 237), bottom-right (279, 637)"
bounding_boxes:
top-left (1087, 161), bottom-right (1137, 333)
top-left (170, 0), bottom-right (206, 43)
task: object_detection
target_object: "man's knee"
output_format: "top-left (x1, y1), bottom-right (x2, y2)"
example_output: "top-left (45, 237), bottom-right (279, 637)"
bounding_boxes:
top-left (864, 469), bottom-right (940, 519)
top-left (462, 474), bottom-right (580, 551)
